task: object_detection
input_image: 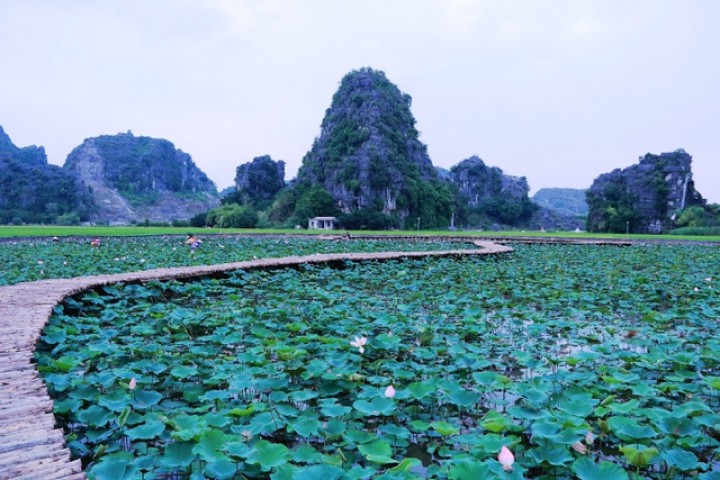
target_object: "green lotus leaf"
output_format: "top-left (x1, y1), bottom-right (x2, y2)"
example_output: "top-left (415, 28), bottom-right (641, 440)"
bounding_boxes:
top-left (133, 389), bottom-right (162, 409)
top-left (619, 444), bottom-right (659, 468)
top-left (117, 406), bottom-right (131, 427)
top-left (507, 405), bottom-right (548, 420)
top-left (53, 355), bottom-right (81, 372)
top-left (353, 397), bottom-right (395, 416)
top-left (205, 458), bottom-right (237, 479)
top-left (274, 403), bottom-right (300, 417)
top-left (344, 429), bottom-right (375, 445)
top-left (229, 405), bottom-right (256, 417)
top-left (320, 402), bottom-right (351, 417)
top-left (528, 444), bottom-right (573, 466)
top-left (431, 420), bottom-right (459, 436)
top-left (387, 457), bottom-right (422, 473)
top-left (291, 464), bottom-right (346, 480)
top-left (160, 441), bottom-right (196, 469)
top-left (572, 457), bottom-right (629, 480)
top-left (77, 405), bottom-right (113, 427)
top-left (225, 441), bottom-right (252, 459)
top-left (480, 410), bottom-right (511, 433)
top-left (378, 423), bottom-right (411, 439)
top-left (53, 397), bottom-right (83, 415)
top-left (200, 389), bottom-right (231, 402)
top-left (249, 411), bottom-right (285, 435)
top-left (125, 419), bottom-right (165, 440)
top-left (289, 416), bottom-right (321, 438)
top-left (290, 389), bottom-right (319, 402)
top-left (358, 439), bottom-right (396, 464)
top-left (407, 381), bottom-right (436, 400)
top-left (448, 388), bottom-right (481, 408)
top-left (607, 399), bottom-right (640, 414)
top-left (247, 440), bottom-right (290, 471)
top-left (192, 429), bottom-right (234, 462)
top-left (97, 391), bottom-right (131, 412)
top-left (657, 416), bottom-right (698, 436)
top-left (448, 460), bottom-right (492, 479)
top-left (290, 444), bottom-right (322, 464)
top-left (316, 419), bottom-right (341, 437)
top-left (182, 383), bottom-right (205, 402)
top-left (660, 448), bottom-right (699, 471)
top-left (556, 392), bottom-right (598, 418)
top-left (170, 365), bottom-right (198, 379)
top-left (704, 376), bottom-right (720, 390)
top-left (88, 455), bottom-right (137, 480)
top-left (610, 418), bottom-right (657, 441)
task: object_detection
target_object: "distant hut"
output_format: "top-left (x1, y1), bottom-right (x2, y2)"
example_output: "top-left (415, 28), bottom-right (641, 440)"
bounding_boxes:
top-left (308, 216), bottom-right (338, 230)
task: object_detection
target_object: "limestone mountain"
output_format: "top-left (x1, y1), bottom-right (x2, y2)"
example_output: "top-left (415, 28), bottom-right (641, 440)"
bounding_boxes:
top-left (64, 132), bottom-right (219, 224)
top-left (287, 67), bottom-right (453, 228)
top-left (586, 149), bottom-right (704, 233)
top-left (532, 188), bottom-right (588, 217)
top-left (230, 155), bottom-right (285, 209)
top-left (0, 125), bottom-right (92, 224)
top-left (450, 156), bottom-right (536, 227)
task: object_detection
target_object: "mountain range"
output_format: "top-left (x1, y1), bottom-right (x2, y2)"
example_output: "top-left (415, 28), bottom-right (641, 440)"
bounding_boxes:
top-left (0, 68), bottom-right (709, 231)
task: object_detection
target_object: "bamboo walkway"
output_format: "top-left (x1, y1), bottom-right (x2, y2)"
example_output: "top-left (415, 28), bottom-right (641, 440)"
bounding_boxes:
top-left (0, 240), bottom-right (512, 480)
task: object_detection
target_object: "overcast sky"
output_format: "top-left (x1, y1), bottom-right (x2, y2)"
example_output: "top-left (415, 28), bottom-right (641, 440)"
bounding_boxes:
top-left (1, 0), bottom-right (718, 202)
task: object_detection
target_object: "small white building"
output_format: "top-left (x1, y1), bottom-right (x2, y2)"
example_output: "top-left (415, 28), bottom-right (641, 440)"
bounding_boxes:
top-left (308, 216), bottom-right (338, 230)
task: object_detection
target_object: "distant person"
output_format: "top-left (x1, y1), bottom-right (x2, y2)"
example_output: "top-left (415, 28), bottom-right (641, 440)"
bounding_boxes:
top-left (90, 237), bottom-right (101, 247)
top-left (185, 234), bottom-right (202, 250)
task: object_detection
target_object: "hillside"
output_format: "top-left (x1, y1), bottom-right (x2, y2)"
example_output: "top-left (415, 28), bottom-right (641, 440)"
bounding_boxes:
top-left (586, 149), bottom-right (704, 233)
top-left (532, 188), bottom-right (588, 217)
top-left (0, 125), bottom-right (92, 224)
top-left (282, 67), bottom-right (453, 228)
top-left (64, 131), bottom-right (219, 225)
top-left (231, 155), bottom-right (286, 209)
top-left (450, 156), bottom-right (536, 227)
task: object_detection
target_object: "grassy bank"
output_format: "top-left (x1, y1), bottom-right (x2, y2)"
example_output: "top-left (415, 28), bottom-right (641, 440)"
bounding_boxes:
top-left (1, 225), bottom-right (718, 242)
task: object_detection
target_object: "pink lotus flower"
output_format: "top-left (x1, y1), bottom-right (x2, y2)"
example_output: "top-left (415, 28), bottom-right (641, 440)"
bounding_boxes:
top-left (384, 385), bottom-right (396, 398)
top-left (128, 377), bottom-right (137, 390)
top-left (498, 445), bottom-right (514, 471)
top-left (350, 336), bottom-right (368, 353)
top-left (572, 441), bottom-right (587, 454)
top-left (585, 431), bottom-right (595, 444)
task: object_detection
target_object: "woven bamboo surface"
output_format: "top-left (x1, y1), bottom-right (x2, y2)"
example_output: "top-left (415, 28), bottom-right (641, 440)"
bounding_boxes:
top-left (0, 240), bottom-right (511, 480)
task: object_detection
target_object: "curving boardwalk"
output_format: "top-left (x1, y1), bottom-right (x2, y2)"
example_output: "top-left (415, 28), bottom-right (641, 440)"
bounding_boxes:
top-left (0, 240), bottom-right (511, 480)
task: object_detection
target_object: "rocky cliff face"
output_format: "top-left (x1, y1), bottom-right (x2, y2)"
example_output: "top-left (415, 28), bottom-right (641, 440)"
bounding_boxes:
top-left (0, 125), bottom-right (92, 224)
top-left (294, 68), bottom-right (451, 226)
top-left (451, 156), bottom-right (529, 204)
top-left (64, 132), bottom-right (218, 224)
top-left (532, 188), bottom-right (588, 217)
top-left (450, 156), bottom-right (536, 226)
top-left (586, 150), bottom-right (704, 233)
top-left (233, 155), bottom-right (285, 208)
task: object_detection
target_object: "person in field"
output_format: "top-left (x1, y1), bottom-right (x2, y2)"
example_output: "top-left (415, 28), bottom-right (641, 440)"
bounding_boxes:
top-left (185, 234), bottom-right (202, 250)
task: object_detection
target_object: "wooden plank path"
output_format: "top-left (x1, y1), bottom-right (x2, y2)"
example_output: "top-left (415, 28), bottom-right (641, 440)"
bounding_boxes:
top-left (0, 240), bottom-right (511, 480)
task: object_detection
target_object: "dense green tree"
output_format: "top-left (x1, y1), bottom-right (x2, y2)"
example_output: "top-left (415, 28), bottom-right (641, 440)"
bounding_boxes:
top-left (0, 126), bottom-right (93, 224)
top-left (206, 204), bottom-right (258, 228)
top-left (676, 204), bottom-right (720, 228)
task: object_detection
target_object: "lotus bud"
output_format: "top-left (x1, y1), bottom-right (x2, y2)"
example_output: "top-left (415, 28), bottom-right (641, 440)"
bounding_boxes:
top-left (498, 445), bottom-right (514, 471)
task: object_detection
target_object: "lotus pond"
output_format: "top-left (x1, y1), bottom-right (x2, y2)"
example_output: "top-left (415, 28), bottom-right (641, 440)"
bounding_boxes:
top-left (36, 243), bottom-right (720, 479)
top-left (0, 235), bottom-right (472, 286)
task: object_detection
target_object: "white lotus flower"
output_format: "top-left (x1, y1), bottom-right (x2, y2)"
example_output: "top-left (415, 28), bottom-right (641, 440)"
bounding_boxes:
top-left (350, 336), bottom-right (368, 353)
